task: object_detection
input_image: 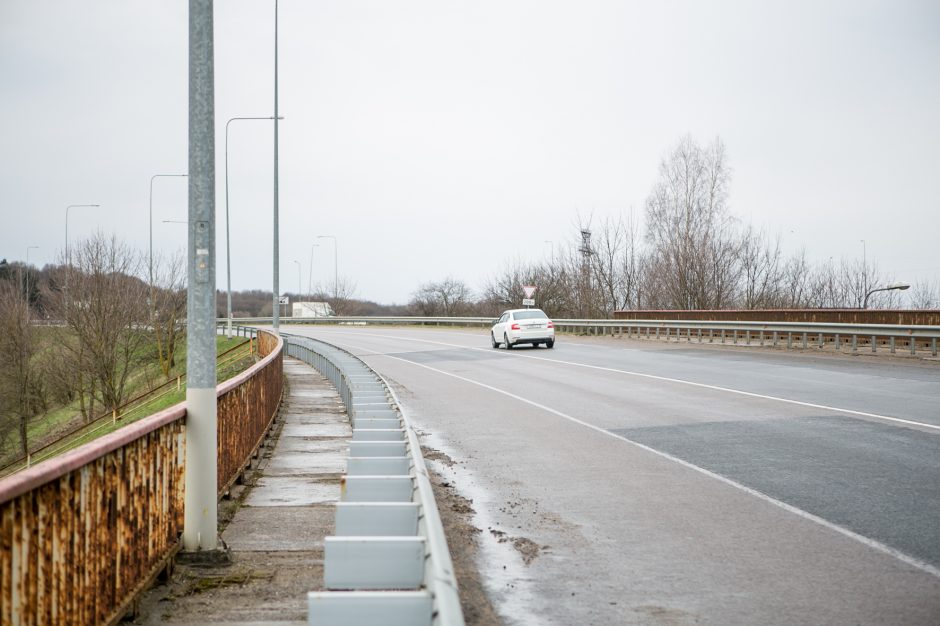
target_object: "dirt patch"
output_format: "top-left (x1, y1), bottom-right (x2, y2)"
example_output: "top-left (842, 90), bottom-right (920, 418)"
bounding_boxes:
top-left (425, 447), bottom-right (503, 626)
top-left (487, 528), bottom-right (543, 565)
top-left (423, 447), bottom-right (457, 467)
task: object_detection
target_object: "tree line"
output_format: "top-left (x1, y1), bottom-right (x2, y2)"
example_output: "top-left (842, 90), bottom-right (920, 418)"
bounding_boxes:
top-left (410, 136), bottom-right (939, 318)
top-left (0, 234), bottom-right (187, 457)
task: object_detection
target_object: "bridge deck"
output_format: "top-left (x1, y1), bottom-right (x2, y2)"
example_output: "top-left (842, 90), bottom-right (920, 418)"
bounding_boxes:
top-left (137, 357), bottom-right (350, 625)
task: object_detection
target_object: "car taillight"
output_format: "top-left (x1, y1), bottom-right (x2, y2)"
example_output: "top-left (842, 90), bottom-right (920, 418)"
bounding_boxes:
top-left (511, 323), bottom-right (520, 330)
top-left (547, 321), bottom-right (554, 329)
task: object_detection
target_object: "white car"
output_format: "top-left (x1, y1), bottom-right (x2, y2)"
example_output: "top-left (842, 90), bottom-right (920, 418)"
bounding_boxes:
top-left (491, 308), bottom-right (555, 349)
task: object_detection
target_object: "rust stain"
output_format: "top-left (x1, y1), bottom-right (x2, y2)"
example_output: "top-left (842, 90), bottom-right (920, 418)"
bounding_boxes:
top-left (0, 330), bottom-right (283, 625)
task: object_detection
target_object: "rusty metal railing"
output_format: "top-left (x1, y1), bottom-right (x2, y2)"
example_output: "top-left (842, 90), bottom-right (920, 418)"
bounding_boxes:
top-left (0, 329), bottom-right (283, 625)
top-left (0, 338), bottom-right (255, 479)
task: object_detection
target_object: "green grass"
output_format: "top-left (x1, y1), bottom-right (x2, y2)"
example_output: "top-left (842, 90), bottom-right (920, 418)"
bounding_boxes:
top-left (1, 335), bottom-right (256, 474)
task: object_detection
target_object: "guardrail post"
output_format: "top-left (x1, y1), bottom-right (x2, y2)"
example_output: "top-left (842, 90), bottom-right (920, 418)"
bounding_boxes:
top-left (801, 332), bottom-right (807, 349)
top-left (817, 333), bottom-right (823, 349)
top-left (772, 331), bottom-right (778, 347)
top-left (745, 330), bottom-right (750, 346)
top-left (910, 337), bottom-right (916, 356)
top-left (835, 334), bottom-right (840, 351)
top-left (933, 338), bottom-right (937, 357)
top-left (889, 336), bottom-right (896, 354)
top-left (851, 335), bottom-right (857, 354)
top-left (871, 335), bottom-right (877, 353)
top-left (787, 332), bottom-right (792, 349)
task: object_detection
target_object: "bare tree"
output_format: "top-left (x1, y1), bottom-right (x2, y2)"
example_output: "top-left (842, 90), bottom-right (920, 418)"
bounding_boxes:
top-left (44, 234), bottom-right (150, 416)
top-left (908, 281), bottom-right (940, 309)
top-left (0, 280), bottom-right (34, 455)
top-left (150, 252), bottom-right (187, 379)
top-left (410, 277), bottom-right (474, 316)
top-left (738, 226), bottom-right (785, 308)
top-left (644, 135), bottom-right (738, 309)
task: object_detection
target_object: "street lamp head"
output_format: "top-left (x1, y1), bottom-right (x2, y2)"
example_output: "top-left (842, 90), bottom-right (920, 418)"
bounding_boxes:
top-left (889, 283), bottom-right (910, 291)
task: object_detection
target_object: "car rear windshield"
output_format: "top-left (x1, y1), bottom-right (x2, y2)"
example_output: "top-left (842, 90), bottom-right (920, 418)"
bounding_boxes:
top-left (514, 310), bottom-right (548, 320)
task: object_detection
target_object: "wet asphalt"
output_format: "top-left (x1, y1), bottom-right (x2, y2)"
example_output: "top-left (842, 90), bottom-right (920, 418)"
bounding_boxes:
top-left (284, 325), bottom-right (940, 626)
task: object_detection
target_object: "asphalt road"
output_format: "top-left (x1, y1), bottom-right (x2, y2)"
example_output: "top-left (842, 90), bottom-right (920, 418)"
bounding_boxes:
top-left (285, 326), bottom-right (940, 625)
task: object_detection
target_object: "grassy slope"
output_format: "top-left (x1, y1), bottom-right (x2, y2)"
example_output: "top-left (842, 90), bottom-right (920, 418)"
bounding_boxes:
top-left (2, 336), bottom-right (253, 470)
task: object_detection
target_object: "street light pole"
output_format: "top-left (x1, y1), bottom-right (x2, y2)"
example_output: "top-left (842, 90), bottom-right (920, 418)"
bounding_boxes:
top-left (308, 243), bottom-right (319, 296)
top-left (64, 203), bottom-right (99, 314)
top-left (294, 259), bottom-right (301, 302)
top-left (150, 174), bottom-right (187, 286)
top-left (65, 203), bottom-right (100, 267)
top-left (863, 283), bottom-right (910, 309)
top-left (272, 0), bottom-right (280, 332)
top-left (860, 239), bottom-right (867, 300)
top-left (317, 235), bottom-right (338, 299)
top-left (183, 0), bottom-right (218, 553)
top-left (225, 116), bottom-right (279, 338)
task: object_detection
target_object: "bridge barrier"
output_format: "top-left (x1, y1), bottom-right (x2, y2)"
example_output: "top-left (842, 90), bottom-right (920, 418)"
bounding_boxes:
top-left (284, 334), bottom-right (464, 626)
top-left (232, 315), bottom-right (940, 356)
top-left (0, 328), bottom-right (283, 625)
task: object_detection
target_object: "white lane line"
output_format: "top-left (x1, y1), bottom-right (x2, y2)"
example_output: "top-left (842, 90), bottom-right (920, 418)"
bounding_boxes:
top-left (310, 328), bottom-right (940, 432)
top-left (341, 342), bottom-right (940, 580)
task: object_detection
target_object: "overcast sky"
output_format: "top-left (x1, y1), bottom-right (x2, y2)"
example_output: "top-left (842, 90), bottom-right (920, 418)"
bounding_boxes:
top-left (2, 1), bottom-right (938, 304)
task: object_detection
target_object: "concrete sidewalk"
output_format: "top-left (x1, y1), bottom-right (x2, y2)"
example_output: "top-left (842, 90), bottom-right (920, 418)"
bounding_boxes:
top-left (138, 357), bottom-right (349, 625)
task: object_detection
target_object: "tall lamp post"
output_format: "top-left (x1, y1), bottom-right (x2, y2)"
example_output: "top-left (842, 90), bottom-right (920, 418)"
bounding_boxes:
top-left (863, 283), bottom-right (909, 309)
top-left (150, 174), bottom-right (188, 286)
top-left (65, 203), bottom-right (100, 266)
top-left (308, 243), bottom-right (319, 295)
top-left (64, 203), bottom-right (100, 313)
top-left (860, 239), bottom-right (867, 299)
top-left (225, 115), bottom-right (280, 338)
top-left (317, 235), bottom-right (338, 299)
top-left (293, 259), bottom-right (302, 301)
top-left (183, 0), bottom-right (218, 553)
top-left (272, 0), bottom-right (281, 332)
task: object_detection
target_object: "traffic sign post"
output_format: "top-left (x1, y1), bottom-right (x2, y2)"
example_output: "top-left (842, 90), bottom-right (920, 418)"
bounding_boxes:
top-left (522, 286), bottom-right (536, 308)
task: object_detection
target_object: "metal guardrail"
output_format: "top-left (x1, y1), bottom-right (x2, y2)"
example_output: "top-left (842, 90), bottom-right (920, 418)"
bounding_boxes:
top-left (284, 333), bottom-right (464, 626)
top-left (225, 316), bottom-right (940, 356)
top-left (553, 319), bottom-right (940, 356)
top-left (0, 329), bottom-right (283, 625)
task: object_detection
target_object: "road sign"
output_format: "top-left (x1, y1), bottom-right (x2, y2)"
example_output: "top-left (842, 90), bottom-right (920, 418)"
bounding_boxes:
top-left (279, 296), bottom-right (289, 305)
top-left (522, 298), bottom-right (535, 307)
top-left (523, 285), bottom-right (536, 299)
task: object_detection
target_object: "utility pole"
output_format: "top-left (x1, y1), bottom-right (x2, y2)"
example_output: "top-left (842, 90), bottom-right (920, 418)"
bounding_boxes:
top-left (183, 0), bottom-right (218, 553)
top-left (579, 229), bottom-right (592, 316)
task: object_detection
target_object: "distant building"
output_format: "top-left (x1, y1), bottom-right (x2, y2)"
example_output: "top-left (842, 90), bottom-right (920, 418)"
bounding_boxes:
top-left (292, 301), bottom-right (334, 318)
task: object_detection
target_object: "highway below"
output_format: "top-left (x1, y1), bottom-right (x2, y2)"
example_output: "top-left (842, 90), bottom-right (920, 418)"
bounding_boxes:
top-left (286, 325), bottom-right (940, 625)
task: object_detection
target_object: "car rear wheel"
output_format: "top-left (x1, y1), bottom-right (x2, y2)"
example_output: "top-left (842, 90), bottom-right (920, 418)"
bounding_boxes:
top-left (546, 339), bottom-right (555, 349)
top-left (491, 333), bottom-right (499, 349)
top-left (504, 333), bottom-right (513, 350)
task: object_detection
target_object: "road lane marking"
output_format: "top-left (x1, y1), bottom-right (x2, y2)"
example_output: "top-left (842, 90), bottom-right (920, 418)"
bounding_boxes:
top-left (339, 343), bottom-right (940, 580)
top-left (311, 328), bottom-right (940, 433)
